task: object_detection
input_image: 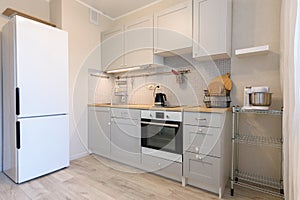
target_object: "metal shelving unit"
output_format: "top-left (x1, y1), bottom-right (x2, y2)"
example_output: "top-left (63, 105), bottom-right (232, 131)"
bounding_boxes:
top-left (237, 135), bottom-right (282, 148)
top-left (230, 106), bottom-right (284, 198)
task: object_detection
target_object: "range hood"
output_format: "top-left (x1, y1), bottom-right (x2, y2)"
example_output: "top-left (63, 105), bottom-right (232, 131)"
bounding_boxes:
top-left (104, 55), bottom-right (164, 74)
top-left (105, 66), bottom-right (144, 74)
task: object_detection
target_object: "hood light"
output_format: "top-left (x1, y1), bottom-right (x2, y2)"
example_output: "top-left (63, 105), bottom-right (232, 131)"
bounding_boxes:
top-left (105, 66), bottom-right (144, 74)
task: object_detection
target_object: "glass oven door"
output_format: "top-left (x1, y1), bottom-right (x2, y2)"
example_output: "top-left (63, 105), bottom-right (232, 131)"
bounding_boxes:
top-left (141, 119), bottom-right (182, 154)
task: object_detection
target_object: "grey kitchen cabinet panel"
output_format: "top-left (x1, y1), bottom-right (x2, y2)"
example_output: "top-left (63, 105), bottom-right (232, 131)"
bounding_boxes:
top-left (183, 111), bottom-right (231, 198)
top-left (124, 16), bottom-right (154, 67)
top-left (101, 26), bottom-right (124, 71)
top-left (101, 16), bottom-right (157, 71)
top-left (110, 117), bottom-right (141, 167)
top-left (111, 108), bottom-right (140, 120)
top-left (154, 0), bottom-right (193, 56)
top-left (88, 107), bottom-right (111, 158)
top-left (183, 125), bottom-right (221, 157)
top-left (183, 112), bottom-right (224, 128)
top-left (142, 154), bottom-right (182, 182)
top-left (183, 152), bottom-right (220, 194)
top-left (193, 0), bottom-right (232, 60)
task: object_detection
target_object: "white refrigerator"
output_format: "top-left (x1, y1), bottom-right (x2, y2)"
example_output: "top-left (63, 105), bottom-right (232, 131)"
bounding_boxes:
top-left (2, 16), bottom-right (69, 183)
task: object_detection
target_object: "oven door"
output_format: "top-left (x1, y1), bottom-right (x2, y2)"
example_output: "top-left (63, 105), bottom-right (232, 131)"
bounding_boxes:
top-left (141, 119), bottom-right (182, 155)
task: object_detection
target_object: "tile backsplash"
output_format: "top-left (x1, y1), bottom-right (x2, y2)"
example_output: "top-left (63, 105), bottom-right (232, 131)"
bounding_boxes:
top-left (89, 54), bottom-right (231, 106)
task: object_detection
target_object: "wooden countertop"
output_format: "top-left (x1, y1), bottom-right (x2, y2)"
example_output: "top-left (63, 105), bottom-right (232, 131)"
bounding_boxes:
top-left (88, 104), bottom-right (231, 113)
top-left (88, 103), bottom-right (186, 111)
top-left (183, 106), bottom-right (231, 113)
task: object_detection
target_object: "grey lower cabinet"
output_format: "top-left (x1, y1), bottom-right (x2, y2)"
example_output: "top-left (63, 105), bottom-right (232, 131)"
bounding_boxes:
top-left (141, 154), bottom-right (182, 182)
top-left (183, 111), bottom-right (231, 199)
top-left (88, 106), bottom-right (111, 158)
top-left (110, 108), bottom-right (141, 168)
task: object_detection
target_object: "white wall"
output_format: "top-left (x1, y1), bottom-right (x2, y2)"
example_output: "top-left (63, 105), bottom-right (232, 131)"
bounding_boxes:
top-left (50, 0), bottom-right (113, 160)
top-left (0, 0), bottom-right (50, 172)
top-left (231, 0), bottom-right (282, 178)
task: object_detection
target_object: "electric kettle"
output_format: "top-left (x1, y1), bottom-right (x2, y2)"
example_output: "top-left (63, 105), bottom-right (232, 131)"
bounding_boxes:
top-left (154, 93), bottom-right (167, 107)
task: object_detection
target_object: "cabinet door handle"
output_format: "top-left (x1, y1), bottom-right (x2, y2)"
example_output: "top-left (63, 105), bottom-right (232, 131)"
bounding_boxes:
top-left (16, 88), bottom-right (20, 115)
top-left (141, 121), bottom-right (179, 128)
top-left (191, 131), bottom-right (213, 136)
top-left (195, 118), bottom-right (207, 121)
top-left (197, 132), bottom-right (213, 136)
top-left (16, 121), bottom-right (20, 149)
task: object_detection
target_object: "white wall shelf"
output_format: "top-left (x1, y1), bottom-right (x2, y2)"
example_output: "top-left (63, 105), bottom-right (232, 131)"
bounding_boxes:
top-left (235, 45), bottom-right (269, 57)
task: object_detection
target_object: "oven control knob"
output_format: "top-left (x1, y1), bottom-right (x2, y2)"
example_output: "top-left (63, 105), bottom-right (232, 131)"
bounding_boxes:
top-left (166, 115), bottom-right (169, 119)
top-left (150, 114), bottom-right (153, 118)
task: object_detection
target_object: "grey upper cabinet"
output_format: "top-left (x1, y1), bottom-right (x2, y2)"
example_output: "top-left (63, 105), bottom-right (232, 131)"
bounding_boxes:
top-left (101, 16), bottom-right (157, 71)
top-left (124, 16), bottom-right (154, 67)
top-left (193, 0), bottom-right (232, 60)
top-left (101, 26), bottom-right (124, 71)
top-left (154, 0), bottom-right (193, 56)
top-left (110, 108), bottom-right (141, 167)
top-left (88, 107), bottom-right (111, 158)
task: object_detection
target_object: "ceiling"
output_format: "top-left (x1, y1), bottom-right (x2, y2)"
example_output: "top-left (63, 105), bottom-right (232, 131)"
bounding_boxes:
top-left (77, 0), bottom-right (161, 20)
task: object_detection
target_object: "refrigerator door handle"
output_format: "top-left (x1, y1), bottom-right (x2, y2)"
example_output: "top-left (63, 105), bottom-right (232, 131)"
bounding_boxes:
top-left (16, 87), bottom-right (20, 115)
top-left (16, 121), bottom-right (21, 149)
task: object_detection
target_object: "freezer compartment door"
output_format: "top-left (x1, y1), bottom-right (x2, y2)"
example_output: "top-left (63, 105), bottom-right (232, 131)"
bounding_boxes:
top-left (15, 16), bottom-right (68, 117)
top-left (17, 115), bottom-right (69, 183)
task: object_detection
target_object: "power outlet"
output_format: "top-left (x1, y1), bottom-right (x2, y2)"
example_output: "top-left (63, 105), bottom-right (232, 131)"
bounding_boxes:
top-left (148, 84), bottom-right (161, 90)
top-left (148, 85), bottom-right (155, 90)
top-left (121, 96), bottom-right (126, 102)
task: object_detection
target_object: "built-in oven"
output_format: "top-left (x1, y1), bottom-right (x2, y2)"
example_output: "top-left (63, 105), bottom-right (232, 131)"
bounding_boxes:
top-left (141, 110), bottom-right (182, 162)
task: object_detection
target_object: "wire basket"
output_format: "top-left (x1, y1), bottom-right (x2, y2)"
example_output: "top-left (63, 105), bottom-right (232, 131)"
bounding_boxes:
top-left (203, 94), bottom-right (231, 108)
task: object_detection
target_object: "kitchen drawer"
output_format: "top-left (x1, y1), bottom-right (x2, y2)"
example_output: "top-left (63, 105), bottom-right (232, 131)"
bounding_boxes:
top-left (111, 108), bottom-right (140, 120)
top-left (88, 106), bottom-right (110, 112)
top-left (183, 152), bottom-right (220, 194)
top-left (111, 118), bottom-right (140, 138)
top-left (184, 125), bottom-right (221, 157)
top-left (183, 112), bottom-right (223, 127)
top-left (142, 154), bottom-right (182, 182)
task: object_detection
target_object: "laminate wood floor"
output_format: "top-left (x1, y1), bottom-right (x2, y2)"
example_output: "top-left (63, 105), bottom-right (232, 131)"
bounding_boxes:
top-left (0, 155), bottom-right (282, 200)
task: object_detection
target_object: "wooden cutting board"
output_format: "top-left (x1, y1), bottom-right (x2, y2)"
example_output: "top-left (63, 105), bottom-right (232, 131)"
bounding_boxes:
top-left (208, 73), bottom-right (232, 94)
